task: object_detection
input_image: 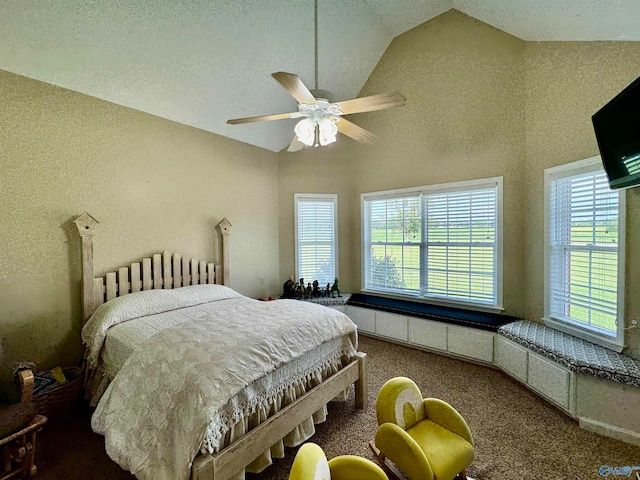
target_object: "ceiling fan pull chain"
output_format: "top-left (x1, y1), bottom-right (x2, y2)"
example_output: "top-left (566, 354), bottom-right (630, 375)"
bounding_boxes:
top-left (314, 0), bottom-right (319, 91)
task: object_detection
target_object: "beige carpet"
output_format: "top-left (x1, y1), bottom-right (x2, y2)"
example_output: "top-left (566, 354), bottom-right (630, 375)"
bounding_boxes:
top-left (35, 335), bottom-right (640, 480)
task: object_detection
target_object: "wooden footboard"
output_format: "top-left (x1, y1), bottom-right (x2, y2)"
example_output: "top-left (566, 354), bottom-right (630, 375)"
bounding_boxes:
top-left (191, 352), bottom-right (368, 480)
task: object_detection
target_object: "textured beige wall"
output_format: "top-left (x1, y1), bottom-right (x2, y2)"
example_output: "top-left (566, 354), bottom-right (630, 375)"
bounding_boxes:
top-left (0, 70), bottom-right (279, 399)
top-left (350, 11), bottom-right (527, 316)
top-left (278, 136), bottom-right (363, 293)
top-left (279, 10), bottom-right (527, 315)
top-left (278, 10), bottom-right (640, 358)
top-left (522, 42), bottom-right (640, 357)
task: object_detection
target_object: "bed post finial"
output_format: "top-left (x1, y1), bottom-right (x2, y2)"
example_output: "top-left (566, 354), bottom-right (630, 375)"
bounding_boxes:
top-left (216, 218), bottom-right (231, 285)
top-left (74, 212), bottom-right (99, 321)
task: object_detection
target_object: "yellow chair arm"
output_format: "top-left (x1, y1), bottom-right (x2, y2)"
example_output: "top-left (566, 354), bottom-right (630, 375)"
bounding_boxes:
top-left (328, 455), bottom-right (388, 480)
top-left (288, 443), bottom-right (330, 480)
top-left (375, 422), bottom-right (434, 480)
top-left (423, 398), bottom-right (473, 445)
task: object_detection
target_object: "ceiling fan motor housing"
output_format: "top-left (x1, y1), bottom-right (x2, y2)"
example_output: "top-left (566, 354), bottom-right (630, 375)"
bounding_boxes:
top-left (298, 99), bottom-right (343, 118)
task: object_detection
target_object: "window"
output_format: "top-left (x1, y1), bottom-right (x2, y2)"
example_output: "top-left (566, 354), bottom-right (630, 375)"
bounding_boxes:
top-left (295, 194), bottom-right (338, 286)
top-left (362, 177), bottom-right (503, 309)
top-left (544, 157), bottom-right (625, 351)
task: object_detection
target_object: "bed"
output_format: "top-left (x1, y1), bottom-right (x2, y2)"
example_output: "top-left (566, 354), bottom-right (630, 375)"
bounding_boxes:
top-left (73, 213), bottom-right (368, 480)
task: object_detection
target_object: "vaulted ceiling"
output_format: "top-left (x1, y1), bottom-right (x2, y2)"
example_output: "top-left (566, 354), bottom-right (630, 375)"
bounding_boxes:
top-left (2, 0), bottom-right (639, 152)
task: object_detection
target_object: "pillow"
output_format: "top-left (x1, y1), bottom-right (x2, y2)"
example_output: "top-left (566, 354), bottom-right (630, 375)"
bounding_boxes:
top-left (82, 284), bottom-right (244, 368)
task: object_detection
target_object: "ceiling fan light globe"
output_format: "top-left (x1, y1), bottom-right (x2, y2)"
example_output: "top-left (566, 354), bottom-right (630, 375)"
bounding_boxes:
top-left (318, 117), bottom-right (338, 146)
top-left (294, 118), bottom-right (315, 146)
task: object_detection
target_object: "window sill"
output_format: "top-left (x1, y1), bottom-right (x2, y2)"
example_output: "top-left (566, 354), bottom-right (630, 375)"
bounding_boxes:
top-left (542, 316), bottom-right (624, 353)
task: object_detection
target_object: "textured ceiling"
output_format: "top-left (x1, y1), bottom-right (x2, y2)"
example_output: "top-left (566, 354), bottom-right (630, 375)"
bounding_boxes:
top-left (2, 0), bottom-right (639, 152)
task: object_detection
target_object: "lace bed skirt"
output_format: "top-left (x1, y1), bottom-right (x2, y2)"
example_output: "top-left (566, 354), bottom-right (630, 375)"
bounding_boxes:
top-left (87, 337), bottom-right (354, 479)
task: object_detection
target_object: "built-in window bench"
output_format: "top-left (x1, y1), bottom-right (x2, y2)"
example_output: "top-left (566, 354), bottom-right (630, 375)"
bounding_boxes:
top-left (497, 321), bottom-right (640, 446)
top-left (342, 293), bottom-right (640, 447)
top-left (345, 293), bottom-right (518, 364)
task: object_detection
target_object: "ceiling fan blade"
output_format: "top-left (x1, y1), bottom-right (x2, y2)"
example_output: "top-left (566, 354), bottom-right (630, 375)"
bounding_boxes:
top-left (335, 92), bottom-right (406, 115)
top-left (272, 72), bottom-right (317, 105)
top-left (287, 135), bottom-right (305, 152)
top-left (336, 118), bottom-right (377, 144)
top-left (227, 112), bottom-right (300, 125)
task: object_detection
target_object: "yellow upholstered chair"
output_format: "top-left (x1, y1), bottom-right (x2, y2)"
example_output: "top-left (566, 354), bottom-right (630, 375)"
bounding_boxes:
top-left (370, 377), bottom-right (474, 480)
top-left (288, 442), bottom-right (388, 480)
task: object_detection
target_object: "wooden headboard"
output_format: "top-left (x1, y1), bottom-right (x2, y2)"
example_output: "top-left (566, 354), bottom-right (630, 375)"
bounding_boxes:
top-left (73, 213), bottom-right (232, 322)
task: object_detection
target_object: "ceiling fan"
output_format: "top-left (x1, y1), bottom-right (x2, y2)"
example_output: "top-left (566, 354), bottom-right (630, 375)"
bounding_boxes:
top-left (226, 0), bottom-right (406, 152)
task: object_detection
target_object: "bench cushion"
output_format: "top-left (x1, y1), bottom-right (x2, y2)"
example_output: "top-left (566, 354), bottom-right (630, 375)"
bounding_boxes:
top-left (498, 320), bottom-right (640, 387)
top-left (347, 293), bottom-right (518, 332)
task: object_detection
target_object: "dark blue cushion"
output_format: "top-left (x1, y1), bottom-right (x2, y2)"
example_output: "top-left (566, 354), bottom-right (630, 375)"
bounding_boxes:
top-left (346, 293), bottom-right (519, 332)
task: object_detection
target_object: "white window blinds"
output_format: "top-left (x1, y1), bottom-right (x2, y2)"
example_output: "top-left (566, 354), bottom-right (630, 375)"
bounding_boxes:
top-left (424, 187), bottom-right (497, 305)
top-left (363, 178), bottom-right (502, 308)
top-left (365, 195), bottom-right (421, 294)
top-left (548, 168), bottom-right (621, 337)
top-left (295, 194), bottom-right (337, 285)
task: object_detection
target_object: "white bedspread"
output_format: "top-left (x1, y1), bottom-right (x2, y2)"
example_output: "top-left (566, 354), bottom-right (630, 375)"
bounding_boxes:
top-left (99, 298), bottom-right (252, 384)
top-left (84, 286), bottom-right (357, 480)
top-left (82, 284), bottom-right (245, 370)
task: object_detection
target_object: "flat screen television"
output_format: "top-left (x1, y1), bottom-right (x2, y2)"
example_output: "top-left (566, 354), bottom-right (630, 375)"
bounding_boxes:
top-left (592, 75), bottom-right (640, 190)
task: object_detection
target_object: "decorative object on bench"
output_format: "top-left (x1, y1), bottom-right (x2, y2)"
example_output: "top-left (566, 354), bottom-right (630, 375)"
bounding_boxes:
top-left (282, 276), bottom-right (346, 301)
top-left (370, 377), bottom-right (474, 480)
top-left (32, 367), bottom-right (83, 420)
top-left (330, 278), bottom-right (341, 298)
top-left (282, 277), bottom-right (297, 298)
top-left (288, 442), bottom-right (387, 480)
top-left (0, 369), bottom-right (47, 480)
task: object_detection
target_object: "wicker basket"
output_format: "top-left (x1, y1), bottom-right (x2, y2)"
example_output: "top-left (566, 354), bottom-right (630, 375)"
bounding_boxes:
top-left (33, 366), bottom-right (83, 419)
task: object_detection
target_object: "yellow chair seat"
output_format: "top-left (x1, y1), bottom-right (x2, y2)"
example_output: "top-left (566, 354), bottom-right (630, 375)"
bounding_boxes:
top-left (407, 419), bottom-right (474, 480)
top-left (328, 455), bottom-right (388, 480)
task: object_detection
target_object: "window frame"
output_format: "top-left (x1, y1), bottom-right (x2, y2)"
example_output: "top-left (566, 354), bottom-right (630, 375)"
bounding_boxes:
top-left (294, 193), bottom-right (338, 286)
top-left (361, 177), bottom-right (503, 312)
top-left (543, 156), bottom-right (626, 352)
